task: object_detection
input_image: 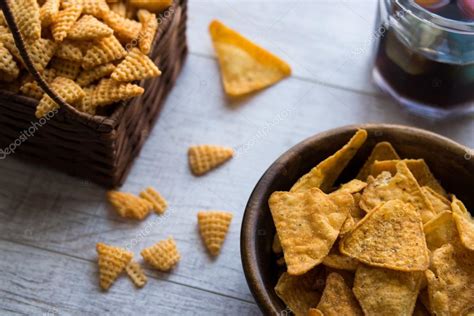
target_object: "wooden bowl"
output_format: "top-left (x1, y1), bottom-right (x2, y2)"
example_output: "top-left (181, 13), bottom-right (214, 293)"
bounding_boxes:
top-left (240, 124), bottom-right (473, 315)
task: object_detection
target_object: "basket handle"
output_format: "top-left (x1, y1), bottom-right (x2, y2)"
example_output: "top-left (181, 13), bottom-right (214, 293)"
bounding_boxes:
top-left (0, 1), bottom-right (78, 117)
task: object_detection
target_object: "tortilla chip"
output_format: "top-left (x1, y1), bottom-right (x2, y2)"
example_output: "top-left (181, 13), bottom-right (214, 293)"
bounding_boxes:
top-left (323, 241), bottom-right (359, 271)
top-left (333, 179), bottom-right (367, 194)
top-left (307, 309), bottom-right (324, 316)
top-left (291, 129), bottom-right (368, 193)
top-left (451, 195), bottom-right (470, 216)
top-left (328, 191), bottom-right (356, 236)
top-left (353, 265), bottom-right (423, 316)
top-left (269, 188), bottom-right (348, 275)
top-left (423, 211), bottom-right (458, 251)
top-left (360, 161), bottom-right (435, 223)
top-left (350, 193), bottom-right (366, 219)
top-left (209, 20), bottom-right (291, 97)
top-left (425, 243), bottom-right (474, 315)
top-left (340, 199), bottom-right (430, 271)
top-left (370, 159), bottom-right (447, 197)
top-left (316, 272), bottom-right (363, 316)
top-left (421, 186), bottom-right (450, 215)
top-left (356, 141), bottom-right (400, 180)
top-left (275, 268), bottom-right (323, 316)
top-left (453, 212), bottom-right (474, 251)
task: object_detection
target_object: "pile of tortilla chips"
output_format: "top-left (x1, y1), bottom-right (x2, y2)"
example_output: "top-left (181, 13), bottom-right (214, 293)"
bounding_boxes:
top-left (269, 129), bottom-right (474, 316)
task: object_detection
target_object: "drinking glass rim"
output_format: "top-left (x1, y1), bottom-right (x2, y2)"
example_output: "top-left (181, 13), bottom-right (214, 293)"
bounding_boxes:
top-left (395, 0), bottom-right (474, 33)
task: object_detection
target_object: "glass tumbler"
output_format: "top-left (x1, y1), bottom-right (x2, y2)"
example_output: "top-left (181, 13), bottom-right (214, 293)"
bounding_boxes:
top-left (373, 0), bottom-right (474, 118)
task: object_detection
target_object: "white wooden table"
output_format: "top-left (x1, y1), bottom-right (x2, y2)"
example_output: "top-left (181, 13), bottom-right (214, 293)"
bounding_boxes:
top-left (1, 1), bottom-right (473, 315)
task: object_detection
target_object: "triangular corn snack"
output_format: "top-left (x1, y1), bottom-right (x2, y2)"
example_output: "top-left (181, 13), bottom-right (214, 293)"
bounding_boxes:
top-left (76, 63), bottom-right (115, 87)
top-left (209, 20), bottom-right (291, 97)
top-left (291, 129), bottom-right (367, 193)
top-left (76, 86), bottom-right (97, 115)
top-left (82, 0), bottom-right (109, 18)
top-left (50, 58), bottom-right (82, 80)
top-left (137, 9), bottom-right (158, 54)
top-left (96, 242), bottom-right (133, 290)
top-left (356, 141), bottom-right (400, 180)
top-left (40, 0), bottom-right (60, 28)
top-left (269, 188), bottom-right (348, 275)
top-left (129, 0), bottom-right (172, 12)
top-left (361, 161), bottom-right (435, 223)
top-left (20, 69), bottom-right (57, 100)
top-left (197, 211), bottom-right (233, 256)
top-left (111, 48), bottom-right (161, 82)
top-left (317, 272), bottom-right (363, 316)
top-left (340, 199), bottom-right (430, 271)
top-left (0, 43), bottom-right (19, 82)
top-left (55, 41), bottom-right (83, 62)
top-left (91, 79), bottom-right (144, 107)
top-left (141, 237), bottom-right (180, 271)
top-left (125, 261), bottom-right (147, 288)
top-left (107, 191), bottom-right (152, 220)
top-left (10, 0), bottom-right (41, 40)
top-left (139, 187), bottom-right (168, 215)
top-left (68, 15), bottom-right (113, 40)
top-left (82, 35), bottom-right (127, 69)
top-left (51, 0), bottom-right (83, 42)
top-left (188, 145), bottom-right (234, 176)
top-left (102, 10), bottom-right (141, 42)
top-left (35, 76), bottom-right (85, 118)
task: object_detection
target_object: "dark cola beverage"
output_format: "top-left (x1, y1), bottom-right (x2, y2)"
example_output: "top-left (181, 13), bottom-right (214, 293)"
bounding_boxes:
top-left (373, 0), bottom-right (474, 117)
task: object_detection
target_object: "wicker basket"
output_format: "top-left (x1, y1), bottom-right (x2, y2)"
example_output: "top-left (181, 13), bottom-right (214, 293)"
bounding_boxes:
top-left (0, 0), bottom-right (187, 187)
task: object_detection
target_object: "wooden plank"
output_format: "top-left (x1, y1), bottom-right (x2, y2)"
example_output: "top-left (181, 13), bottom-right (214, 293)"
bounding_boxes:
top-left (0, 240), bottom-right (260, 315)
top-left (0, 54), bottom-right (472, 311)
top-left (188, 0), bottom-right (381, 94)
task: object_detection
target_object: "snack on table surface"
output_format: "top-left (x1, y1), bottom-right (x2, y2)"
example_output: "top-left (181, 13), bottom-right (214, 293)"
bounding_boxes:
top-left (139, 187), bottom-right (168, 215)
top-left (96, 242), bottom-right (133, 290)
top-left (141, 237), bottom-right (180, 271)
top-left (125, 261), bottom-right (148, 288)
top-left (267, 129), bottom-right (473, 315)
top-left (209, 19), bottom-right (291, 97)
top-left (107, 190), bottom-right (153, 220)
top-left (197, 211), bottom-right (233, 256)
top-left (188, 145), bottom-right (234, 176)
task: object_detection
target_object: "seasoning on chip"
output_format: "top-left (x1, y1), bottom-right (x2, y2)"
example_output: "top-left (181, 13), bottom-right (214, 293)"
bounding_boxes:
top-left (209, 20), bottom-right (291, 97)
top-left (317, 272), bottom-right (363, 316)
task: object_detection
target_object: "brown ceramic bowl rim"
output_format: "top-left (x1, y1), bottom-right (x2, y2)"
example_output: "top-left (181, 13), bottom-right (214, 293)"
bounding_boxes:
top-left (240, 123), bottom-right (471, 315)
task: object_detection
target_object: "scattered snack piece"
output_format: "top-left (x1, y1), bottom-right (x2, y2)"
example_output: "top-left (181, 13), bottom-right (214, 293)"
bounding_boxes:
top-left (10, 0), bottom-right (41, 40)
top-left (0, 43), bottom-right (20, 82)
top-left (129, 0), bottom-right (172, 12)
top-left (35, 76), bottom-right (85, 118)
top-left (76, 63), bottom-right (115, 87)
top-left (354, 265), bottom-right (423, 316)
top-left (421, 186), bottom-right (450, 214)
top-left (209, 20), bottom-right (291, 97)
top-left (141, 237), bottom-right (180, 271)
top-left (269, 188), bottom-right (347, 275)
top-left (360, 161), bottom-right (435, 223)
top-left (425, 243), bottom-right (474, 315)
top-left (197, 211), bottom-right (233, 256)
top-left (291, 129), bottom-right (367, 193)
top-left (111, 48), bottom-right (161, 82)
top-left (40, 0), bottom-right (61, 28)
top-left (82, 0), bottom-right (109, 18)
top-left (370, 159), bottom-right (447, 197)
top-left (51, 0), bottom-right (84, 42)
top-left (68, 15), bottom-right (113, 40)
top-left (356, 141), bottom-right (400, 180)
top-left (137, 9), bottom-right (158, 54)
top-left (55, 41), bottom-right (83, 62)
top-left (317, 272), bottom-right (363, 316)
top-left (91, 79), bottom-right (144, 106)
top-left (188, 145), bottom-right (234, 176)
top-left (107, 190), bottom-right (153, 220)
top-left (125, 261), bottom-right (147, 288)
top-left (423, 210), bottom-right (458, 251)
top-left (96, 242), bottom-right (133, 290)
top-left (101, 9), bottom-right (141, 42)
top-left (275, 268), bottom-right (324, 316)
top-left (340, 199), bottom-right (430, 271)
top-left (139, 187), bottom-right (168, 215)
top-left (82, 35), bottom-right (127, 69)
